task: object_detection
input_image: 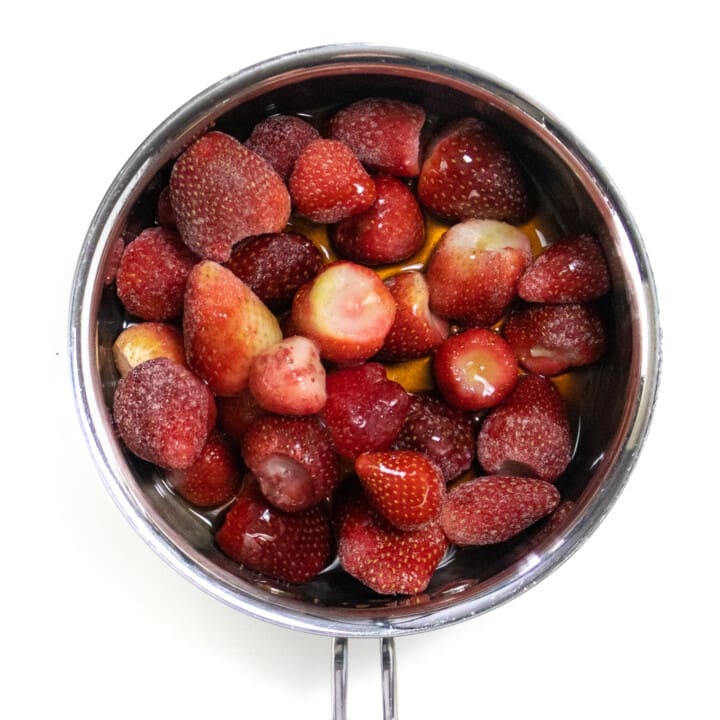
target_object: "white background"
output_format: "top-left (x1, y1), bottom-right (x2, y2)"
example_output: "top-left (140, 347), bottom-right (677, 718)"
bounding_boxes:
top-left (2, 2), bottom-right (717, 718)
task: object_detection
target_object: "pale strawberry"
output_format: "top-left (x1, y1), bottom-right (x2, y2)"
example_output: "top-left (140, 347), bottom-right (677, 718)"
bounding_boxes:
top-left (112, 322), bottom-right (186, 378)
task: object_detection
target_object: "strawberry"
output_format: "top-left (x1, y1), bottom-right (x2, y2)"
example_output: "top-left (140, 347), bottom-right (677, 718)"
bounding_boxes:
top-left (393, 394), bottom-right (474, 482)
top-left (477, 374), bottom-right (572, 482)
top-left (439, 476), bottom-right (560, 546)
top-left (377, 271), bottom-right (449, 362)
top-left (156, 185), bottom-right (176, 228)
top-left (168, 429), bottom-right (242, 507)
top-left (433, 328), bottom-right (519, 410)
top-left (216, 475), bottom-right (332, 584)
top-left (426, 219), bottom-right (532, 327)
top-left (503, 303), bottom-right (607, 376)
top-left (291, 260), bottom-right (396, 365)
top-left (244, 114), bottom-right (320, 180)
top-left (526, 499), bottom-right (576, 547)
top-left (183, 261), bottom-right (282, 396)
top-left (321, 363), bottom-right (410, 460)
top-left (518, 233), bottom-right (610, 303)
top-left (113, 357), bottom-right (216, 470)
top-left (417, 117), bottom-right (531, 223)
top-left (248, 336), bottom-right (326, 416)
top-left (225, 232), bottom-right (323, 312)
top-left (112, 322), bottom-right (186, 378)
top-left (331, 175), bottom-right (425, 265)
top-left (169, 131), bottom-right (290, 262)
top-left (215, 391), bottom-right (267, 446)
top-left (241, 414), bottom-right (339, 512)
top-left (336, 483), bottom-right (448, 595)
top-left (116, 227), bottom-right (198, 321)
top-left (328, 97), bottom-right (426, 177)
top-left (355, 450), bottom-right (445, 531)
top-left (289, 139), bottom-right (376, 223)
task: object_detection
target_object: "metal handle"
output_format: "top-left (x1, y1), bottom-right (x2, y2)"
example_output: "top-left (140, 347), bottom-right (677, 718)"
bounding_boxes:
top-left (332, 637), bottom-right (397, 719)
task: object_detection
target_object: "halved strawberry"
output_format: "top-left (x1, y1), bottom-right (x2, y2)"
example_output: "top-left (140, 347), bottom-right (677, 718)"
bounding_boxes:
top-left (289, 139), bottom-right (376, 223)
top-left (216, 475), bottom-right (332, 584)
top-left (321, 363), bottom-right (410, 460)
top-left (328, 97), bottom-right (426, 176)
top-left (356, 450), bottom-right (445, 531)
top-left (169, 131), bottom-right (291, 262)
top-left (426, 219), bottom-right (532, 327)
top-left (332, 175), bottom-right (425, 265)
top-left (241, 414), bottom-right (339, 512)
top-left (439, 476), bottom-right (560, 545)
top-left (417, 117), bottom-right (532, 223)
top-left (336, 484), bottom-right (448, 595)
top-left (434, 328), bottom-right (519, 410)
top-left (377, 271), bottom-right (449, 362)
top-left (291, 260), bottom-right (396, 365)
top-left (183, 261), bottom-right (282, 396)
top-left (503, 303), bottom-right (607, 376)
top-left (393, 394), bottom-right (474, 482)
top-left (518, 233), bottom-right (611, 303)
top-left (477, 374), bottom-right (572, 482)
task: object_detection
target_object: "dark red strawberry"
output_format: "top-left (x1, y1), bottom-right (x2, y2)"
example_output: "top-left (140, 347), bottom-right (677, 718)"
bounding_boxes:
top-left (526, 499), bottom-right (576, 547)
top-left (355, 450), bottom-right (445, 531)
top-left (439, 476), bottom-right (560, 545)
top-left (503, 303), bottom-right (607, 376)
top-left (156, 186), bottom-right (176, 228)
top-left (169, 131), bottom-right (291, 262)
top-left (393, 394), bottom-right (474, 482)
top-left (328, 97), bottom-right (426, 176)
top-left (336, 484), bottom-right (448, 595)
top-left (321, 363), bottom-right (410, 460)
top-left (289, 139), bottom-right (376, 223)
top-left (225, 232), bottom-right (323, 311)
top-left (241, 414), bottom-right (339, 512)
top-left (113, 357), bottom-right (216, 470)
top-left (417, 117), bottom-right (531, 223)
top-left (216, 475), bottom-right (332, 584)
top-left (518, 233), bottom-right (610, 303)
top-left (332, 175), bottom-right (425, 265)
top-left (434, 328), bottom-right (519, 410)
top-left (477, 374), bottom-right (572, 482)
top-left (427, 219), bottom-right (532, 327)
top-left (116, 227), bottom-right (198, 321)
top-left (215, 390), bottom-right (267, 446)
top-left (245, 114), bottom-right (320, 180)
top-left (168, 429), bottom-right (242, 507)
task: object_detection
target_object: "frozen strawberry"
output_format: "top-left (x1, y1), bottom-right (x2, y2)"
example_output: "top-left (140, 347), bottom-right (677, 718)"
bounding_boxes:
top-left (356, 450), bottom-right (445, 531)
top-left (336, 484), bottom-right (448, 595)
top-left (518, 233), bottom-right (610, 303)
top-left (328, 97), bottom-right (426, 176)
top-left (183, 261), bottom-right (282, 396)
top-left (245, 114), bottom-right (320, 180)
top-left (477, 374), bottom-right (572, 482)
top-left (434, 328), bottom-right (518, 410)
top-left (291, 261), bottom-right (396, 365)
top-left (332, 175), bottom-right (425, 265)
top-left (427, 219), bottom-right (532, 327)
top-left (168, 429), bottom-right (242, 507)
top-left (439, 476), bottom-right (560, 546)
top-left (377, 271), bottom-right (449, 362)
top-left (116, 227), bottom-right (198, 321)
top-left (215, 391), bottom-right (267, 446)
top-left (527, 499), bottom-right (576, 547)
top-left (322, 363), bottom-right (410, 460)
top-left (112, 322), bottom-right (186, 378)
top-left (289, 139), bottom-right (376, 223)
top-left (393, 394), bottom-right (474, 482)
top-left (248, 336), bottom-right (326, 416)
top-left (241, 415), bottom-right (339, 512)
top-left (417, 117), bottom-right (531, 223)
top-left (113, 357), bottom-right (216, 470)
top-left (216, 475), bottom-right (332, 584)
top-left (225, 232), bottom-right (323, 312)
top-left (169, 131), bottom-right (291, 262)
top-left (503, 303), bottom-right (607, 376)
top-left (156, 186), bottom-right (176, 228)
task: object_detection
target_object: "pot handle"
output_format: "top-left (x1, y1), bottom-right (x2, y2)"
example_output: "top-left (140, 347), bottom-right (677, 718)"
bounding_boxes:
top-left (332, 637), bottom-right (397, 719)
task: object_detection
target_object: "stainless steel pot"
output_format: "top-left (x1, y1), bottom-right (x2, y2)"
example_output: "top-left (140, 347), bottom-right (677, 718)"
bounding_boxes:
top-left (69, 44), bottom-right (660, 719)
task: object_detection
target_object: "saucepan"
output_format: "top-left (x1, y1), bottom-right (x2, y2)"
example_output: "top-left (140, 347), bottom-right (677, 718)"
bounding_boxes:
top-left (69, 44), bottom-right (660, 718)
